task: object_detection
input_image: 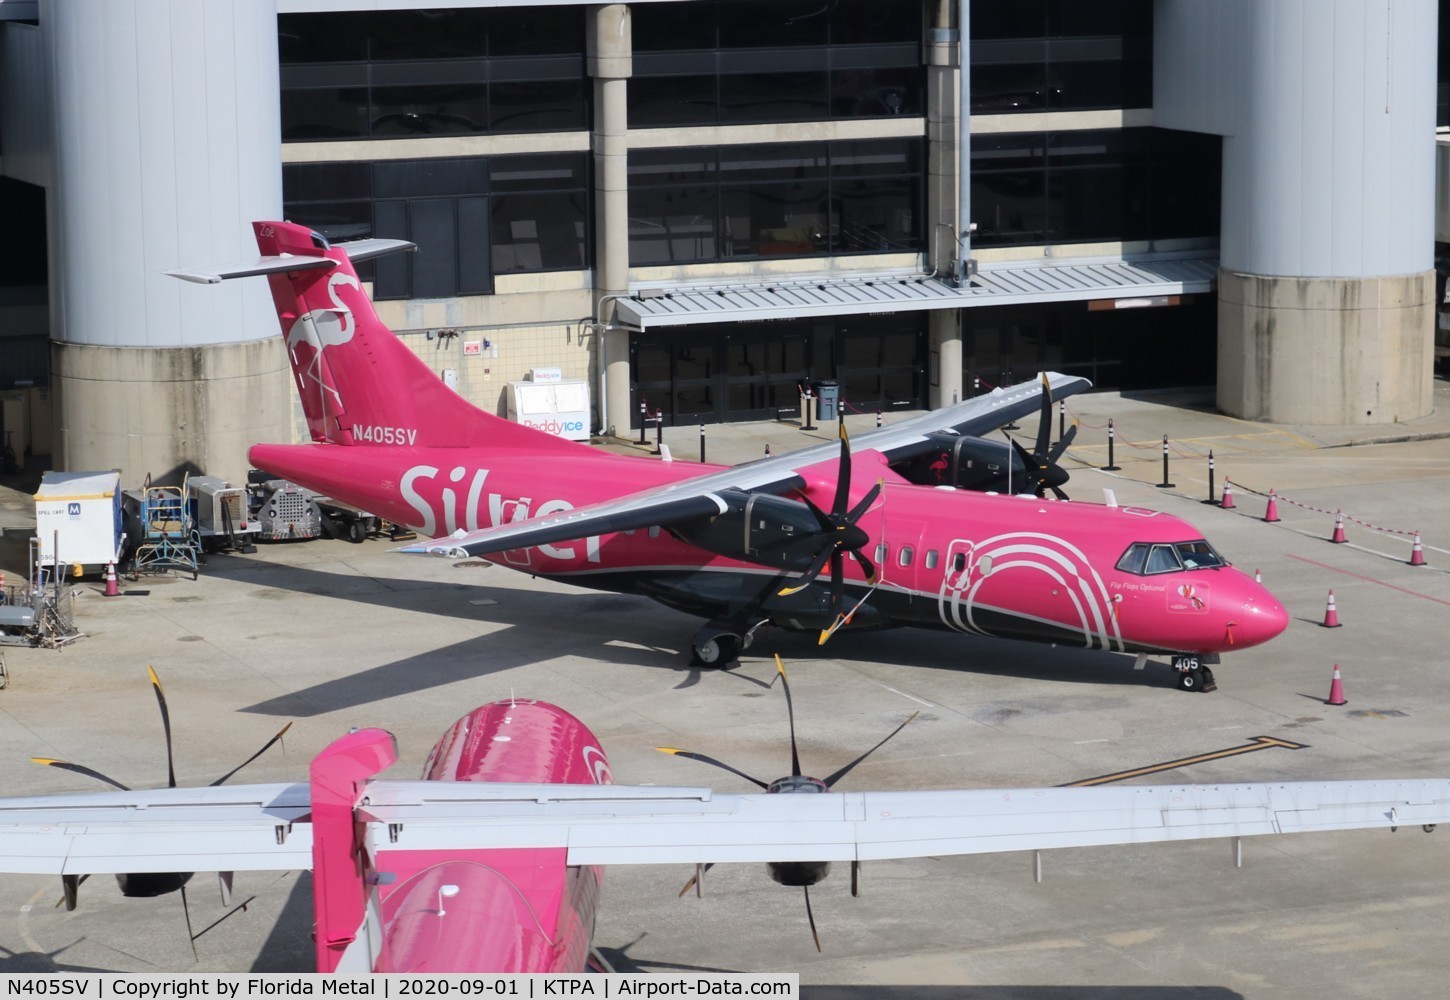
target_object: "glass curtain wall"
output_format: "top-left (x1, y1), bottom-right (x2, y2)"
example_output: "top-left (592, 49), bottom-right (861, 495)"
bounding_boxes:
top-left (629, 139), bottom-right (924, 265)
top-left (630, 0), bottom-right (924, 127)
top-left (971, 0), bottom-right (1152, 113)
top-left (279, 7), bottom-right (587, 140)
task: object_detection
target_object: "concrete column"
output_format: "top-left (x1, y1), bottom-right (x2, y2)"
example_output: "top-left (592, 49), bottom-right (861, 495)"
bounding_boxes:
top-left (1156, 0), bottom-right (1436, 425)
top-left (925, 0), bottom-right (962, 408)
top-left (43, 0), bottom-right (287, 482)
top-left (588, 5), bottom-right (633, 437)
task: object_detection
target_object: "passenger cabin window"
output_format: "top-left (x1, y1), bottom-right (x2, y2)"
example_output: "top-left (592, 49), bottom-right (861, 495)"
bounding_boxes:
top-left (898, 545), bottom-right (914, 567)
top-left (953, 552), bottom-right (966, 573)
top-left (925, 549), bottom-right (939, 570)
top-left (1117, 539), bottom-right (1226, 575)
top-left (875, 543), bottom-right (889, 564)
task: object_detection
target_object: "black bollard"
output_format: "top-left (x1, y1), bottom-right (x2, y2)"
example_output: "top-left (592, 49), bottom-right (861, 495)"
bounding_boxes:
top-left (1058, 400), bottom-right (1066, 439)
top-left (654, 408), bottom-right (664, 454)
top-left (972, 375), bottom-right (980, 397)
top-left (638, 400), bottom-right (647, 445)
top-left (801, 389), bottom-right (815, 432)
top-left (1157, 434), bottom-right (1176, 489)
top-left (1103, 418), bottom-right (1121, 471)
top-left (699, 424), bottom-right (706, 463)
top-left (1203, 450), bottom-right (1217, 504)
top-left (876, 410), bottom-right (883, 430)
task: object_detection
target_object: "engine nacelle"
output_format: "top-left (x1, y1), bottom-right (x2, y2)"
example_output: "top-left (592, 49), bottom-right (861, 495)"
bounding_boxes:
top-left (671, 489), bottom-right (830, 570)
top-left (900, 433), bottom-right (1028, 492)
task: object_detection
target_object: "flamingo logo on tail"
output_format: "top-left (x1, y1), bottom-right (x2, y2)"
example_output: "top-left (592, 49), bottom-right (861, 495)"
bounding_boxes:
top-left (285, 271), bottom-right (361, 415)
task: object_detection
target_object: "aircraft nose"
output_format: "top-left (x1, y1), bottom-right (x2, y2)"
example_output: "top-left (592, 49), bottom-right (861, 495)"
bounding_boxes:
top-left (1229, 577), bottom-right (1289, 649)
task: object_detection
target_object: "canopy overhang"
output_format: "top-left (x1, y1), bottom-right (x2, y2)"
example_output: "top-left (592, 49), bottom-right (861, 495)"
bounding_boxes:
top-left (614, 254), bottom-right (1218, 331)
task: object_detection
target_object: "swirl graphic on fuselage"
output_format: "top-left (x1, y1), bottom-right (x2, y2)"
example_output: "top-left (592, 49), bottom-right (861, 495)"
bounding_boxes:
top-left (581, 745), bottom-right (613, 786)
top-left (285, 270), bottom-right (361, 414)
top-left (938, 531), bottom-right (1122, 650)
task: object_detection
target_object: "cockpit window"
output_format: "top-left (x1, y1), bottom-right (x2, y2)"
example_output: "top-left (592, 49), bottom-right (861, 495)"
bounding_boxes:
top-left (1115, 543), bottom-right (1150, 574)
top-left (1175, 540), bottom-right (1225, 569)
top-left (1117, 540), bottom-right (1226, 575)
top-left (1145, 544), bottom-right (1183, 574)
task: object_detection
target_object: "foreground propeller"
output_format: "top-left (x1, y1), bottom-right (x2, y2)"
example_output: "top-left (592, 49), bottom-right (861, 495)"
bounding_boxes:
top-left (777, 423), bottom-right (881, 630)
top-left (1007, 373), bottom-right (1078, 499)
top-left (658, 654), bottom-right (918, 950)
top-left (32, 666), bottom-right (292, 922)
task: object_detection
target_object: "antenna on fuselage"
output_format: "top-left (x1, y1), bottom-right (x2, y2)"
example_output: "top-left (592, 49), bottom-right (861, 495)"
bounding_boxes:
top-left (1103, 488), bottom-right (1118, 508)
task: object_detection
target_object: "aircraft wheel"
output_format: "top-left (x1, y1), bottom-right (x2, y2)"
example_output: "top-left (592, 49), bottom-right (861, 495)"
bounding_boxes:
top-left (1177, 669), bottom-right (1200, 692)
top-left (694, 634), bottom-right (740, 668)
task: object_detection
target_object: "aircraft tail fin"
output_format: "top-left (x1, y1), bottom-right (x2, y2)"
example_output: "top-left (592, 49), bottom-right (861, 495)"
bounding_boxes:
top-left (170, 221), bottom-right (581, 452)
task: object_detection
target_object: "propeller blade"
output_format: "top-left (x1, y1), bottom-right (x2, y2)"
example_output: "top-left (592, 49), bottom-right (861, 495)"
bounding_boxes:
top-left (31, 758), bottom-right (130, 791)
top-left (777, 544), bottom-right (833, 597)
top-left (148, 665), bottom-right (177, 789)
top-left (844, 481), bottom-right (882, 524)
top-left (1048, 421), bottom-right (1079, 463)
top-left (209, 721), bottom-right (293, 787)
top-left (774, 655), bottom-right (803, 777)
top-left (803, 884), bottom-right (822, 953)
top-left (850, 547), bottom-right (877, 585)
top-left (799, 493), bottom-right (834, 533)
top-left (821, 710), bottom-right (920, 789)
top-left (829, 550), bottom-right (844, 618)
top-left (832, 422), bottom-right (853, 515)
top-left (1051, 485), bottom-right (1070, 501)
top-left (1034, 373), bottom-right (1053, 459)
top-left (180, 884), bottom-right (199, 962)
top-left (678, 862), bottom-right (714, 898)
top-left (656, 747), bottom-right (769, 790)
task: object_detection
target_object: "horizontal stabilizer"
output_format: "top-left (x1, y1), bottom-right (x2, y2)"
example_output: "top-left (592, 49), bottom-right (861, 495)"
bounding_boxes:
top-left (166, 255), bottom-right (337, 285)
top-left (331, 237), bottom-right (417, 263)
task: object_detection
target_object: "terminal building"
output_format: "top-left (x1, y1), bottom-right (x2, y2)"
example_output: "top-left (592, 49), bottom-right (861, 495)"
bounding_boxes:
top-left (0, 0), bottom-right (1443, 483)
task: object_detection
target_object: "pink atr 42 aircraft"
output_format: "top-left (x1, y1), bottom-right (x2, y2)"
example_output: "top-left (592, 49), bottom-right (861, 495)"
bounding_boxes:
top-left (166, 221), bottom-right (1288, 691)
top-left (5, 672), bottom-right (1450, 973)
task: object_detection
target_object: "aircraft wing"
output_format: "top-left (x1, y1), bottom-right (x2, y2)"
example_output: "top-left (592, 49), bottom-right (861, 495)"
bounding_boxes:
top-left (397, 371), bottom-right (1090, 559)
top-left (6, 778), bottom-right (1445, 877)
top-left (355, 778), bottom-right (1450, 864)
top-left (0, 784), bottom-right (312, 876)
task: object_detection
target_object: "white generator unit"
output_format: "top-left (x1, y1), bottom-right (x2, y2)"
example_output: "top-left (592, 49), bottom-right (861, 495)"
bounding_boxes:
top-left (33, 470), bottom-right (123, 573)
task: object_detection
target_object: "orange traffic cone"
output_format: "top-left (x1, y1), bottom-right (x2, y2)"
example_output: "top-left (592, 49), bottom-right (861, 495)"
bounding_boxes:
top-left (1325, 664), bottom-right (1347, 706)
top-left (1321, 590), bottom-right (1341, 628)
top-left (1410, 531), bottom-right (1426, 567)
top-left (1264, 489), bottom-right (1280, 522)
top-left (103, 561), bottom-right (120, 598)
top-left (1220, 481), bottom-right (1236, 510)
top-left (1330, 509), bottom-right (1347, 544)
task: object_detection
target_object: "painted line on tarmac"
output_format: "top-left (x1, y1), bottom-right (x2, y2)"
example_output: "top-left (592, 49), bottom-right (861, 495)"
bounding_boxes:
top-left (879, 685), bottom-right (935, 708)
top-left (1287, 554), bottom-right (1450, 605)
top-left (1060, 735), bottom-right (1308, 787)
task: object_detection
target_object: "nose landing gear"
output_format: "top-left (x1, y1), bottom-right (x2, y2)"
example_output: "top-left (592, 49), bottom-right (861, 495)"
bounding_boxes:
top-left (1172, 654), bottom-right (1218, 693)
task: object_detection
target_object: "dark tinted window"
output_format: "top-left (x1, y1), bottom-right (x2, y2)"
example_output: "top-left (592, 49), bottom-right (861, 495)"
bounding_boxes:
top-left (629, 139), bottom-right (923, 265)
top-left (279, 8), bottom-right (587, 141)
top-left (629, 0), bottom-right (923, 127)
top-left (972, 128), bottom-right (1220, 248)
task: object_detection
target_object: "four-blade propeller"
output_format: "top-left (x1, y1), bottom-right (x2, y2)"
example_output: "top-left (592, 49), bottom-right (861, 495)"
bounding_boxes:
top-left (1007, 373), bottom-right (1078, 499)
top-left (31, 666), bottom-right (292, 942)
top-left (658, 654), bottom-right (917, 950)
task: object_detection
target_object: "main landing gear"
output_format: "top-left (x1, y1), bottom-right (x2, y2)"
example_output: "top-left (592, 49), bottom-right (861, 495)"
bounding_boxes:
top-left (690, 621), bottom-right (765, 668)
top-left (1172, 654), bottom-right (1218, 693)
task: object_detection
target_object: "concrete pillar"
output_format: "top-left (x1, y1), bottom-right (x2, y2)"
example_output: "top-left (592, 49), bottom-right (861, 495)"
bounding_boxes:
top-left (588, 5), bottom-right (633, 437)
top-left (925, 0), bottom-right (962, 408)
top-left (44, 0), bottom-right (287, 482)
top-left (1156, 0), bottom-right (1436, 425)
